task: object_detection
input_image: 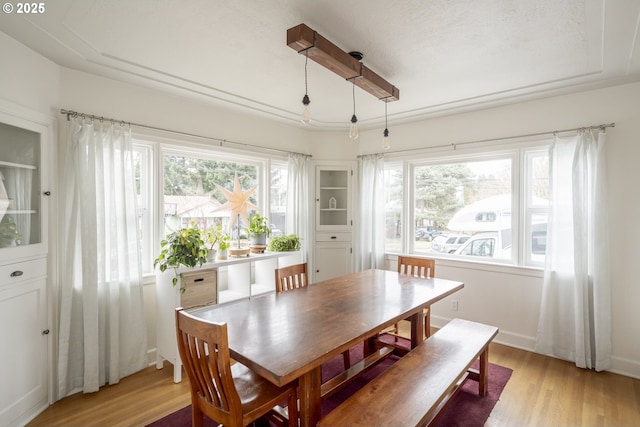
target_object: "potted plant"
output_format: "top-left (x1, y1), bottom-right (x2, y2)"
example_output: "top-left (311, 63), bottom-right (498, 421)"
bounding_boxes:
top-left (267, 234), bottom-right (301, 252)
top-left (204, 225), bottom-right (221, 261)
top-left (153, 225), bottom-right (208, 289)
top-left (216, 230), bottom-right (231, 260)
top-left (245, 212), bottom-right (271, 246)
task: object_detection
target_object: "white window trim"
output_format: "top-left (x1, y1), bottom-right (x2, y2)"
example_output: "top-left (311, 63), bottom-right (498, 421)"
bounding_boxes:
top-left (386, 140), bottom-right (550, 270)
top-left (131, 130), bottom-right (288, 281)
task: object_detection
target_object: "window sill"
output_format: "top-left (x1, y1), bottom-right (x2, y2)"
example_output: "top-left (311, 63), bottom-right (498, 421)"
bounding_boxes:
top-left (384, 252), bottom-right (544, 278)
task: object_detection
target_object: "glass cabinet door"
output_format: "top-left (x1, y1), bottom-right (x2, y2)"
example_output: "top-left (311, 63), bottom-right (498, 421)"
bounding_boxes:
top-left (0, 117), bottom-right (46, 258)
top-left (316, 166), bottom-right (352, 231)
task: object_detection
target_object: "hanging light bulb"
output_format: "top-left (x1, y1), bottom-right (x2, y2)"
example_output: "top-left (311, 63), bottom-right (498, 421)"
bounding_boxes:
top-left (302, 94), bottom-right (310, 124)
top-left (301, 50), bottom-right (311, 124)
top-left (383, 99), bottom-right (390, 150)
top-left (349, 79), bottom-right (359, 140)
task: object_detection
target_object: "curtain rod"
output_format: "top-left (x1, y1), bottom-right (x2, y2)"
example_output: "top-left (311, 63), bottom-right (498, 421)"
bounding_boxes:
top-left (360, 122), bottom-right (616, 158)
top-left (60, 109), bottom-right (312, 159)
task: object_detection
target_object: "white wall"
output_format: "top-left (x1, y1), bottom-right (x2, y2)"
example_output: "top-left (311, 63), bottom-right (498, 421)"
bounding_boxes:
top-left (58, 67), bottom-right (311, 156)
top-left (0, 32), bottom-right (59, 114)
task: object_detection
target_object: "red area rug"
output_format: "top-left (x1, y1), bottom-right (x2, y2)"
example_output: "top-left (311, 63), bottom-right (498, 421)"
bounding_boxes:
top-left (147, 337), bottom-right (512, 427)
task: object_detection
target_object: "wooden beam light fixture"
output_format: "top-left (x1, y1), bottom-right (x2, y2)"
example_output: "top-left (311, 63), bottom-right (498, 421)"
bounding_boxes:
top-left (287, 23), bottom-right (400, 102)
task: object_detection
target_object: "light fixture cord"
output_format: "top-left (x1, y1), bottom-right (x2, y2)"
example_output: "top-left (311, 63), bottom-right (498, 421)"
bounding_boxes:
top-left (304, 50), bottom-right (309, 96)
top-left (385, 100), bottom-right (388, 128)
top-left (352, 80), bottom-right (356, 115)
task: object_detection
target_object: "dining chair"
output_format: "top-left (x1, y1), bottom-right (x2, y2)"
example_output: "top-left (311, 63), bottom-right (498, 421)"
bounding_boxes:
top-left (390, 256), bottom-right (436, 339)
top-left (275, 262), bottom-right (351, 369)
top-left (175, 308), bottom-right (298, 427)
top-left (275, 262), bottom-right (309, 292)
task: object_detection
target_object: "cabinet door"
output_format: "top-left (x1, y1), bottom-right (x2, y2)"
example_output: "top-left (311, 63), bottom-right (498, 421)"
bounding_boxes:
top-left (0, 111), bottom-right (49, 261)
top-left (0, 276), bottom-right (48, 427)
top-left (316, 166), bottom-right (352, 231)
top-left (314, 241), bottom-right (352, 283)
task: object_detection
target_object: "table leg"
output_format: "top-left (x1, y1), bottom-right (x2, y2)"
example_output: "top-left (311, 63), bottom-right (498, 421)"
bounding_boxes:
top-left (478, 346), bottom-right (489, 396)
top-left (298, 366), bottom-right (322, 427)
top-left (409, 311), bottom-right (425, 349)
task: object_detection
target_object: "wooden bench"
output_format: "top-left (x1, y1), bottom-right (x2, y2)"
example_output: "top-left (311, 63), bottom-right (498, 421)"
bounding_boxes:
top-left (317, 318), bottom-right (499, 427)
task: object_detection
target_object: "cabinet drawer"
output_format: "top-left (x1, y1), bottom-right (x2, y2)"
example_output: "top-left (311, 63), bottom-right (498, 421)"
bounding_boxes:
top-left (315, 232), bottom-right (352, 242)
top-left (180, 269), bottom-right (217, 309)
top-left (0, 258), bottom-right (47, 284)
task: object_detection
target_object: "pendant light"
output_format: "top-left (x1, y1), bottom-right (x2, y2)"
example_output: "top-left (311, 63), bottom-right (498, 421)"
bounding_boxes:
top-left (301, 50), bottom-right (311, 124)
top-left (349, 79), bottom-right (359, 140)
top-left (383, 99), bottom-right (390, 150)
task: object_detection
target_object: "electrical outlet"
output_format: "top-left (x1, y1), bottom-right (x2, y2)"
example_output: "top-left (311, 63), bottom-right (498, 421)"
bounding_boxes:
top-left (451, 300), bottom-right (459, 311)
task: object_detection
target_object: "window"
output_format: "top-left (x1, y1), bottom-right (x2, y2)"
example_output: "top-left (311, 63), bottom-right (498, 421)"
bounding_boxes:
top-left (133, 143), bottom-right (153, 275)
top-left (384, 163), bottom-right (403, 253)
top-left (524, 149), bottom-right (549, 266)
top-left (412, 157), bottom-right (513, 260)
top-left (162, 151), bottom-right (261, 238)
top-left (387, 145), bottom-right (549, 267)
top-left (270, 161), bottom-right (287, 236)
top-left (131, 136), bottom-right (288, 278)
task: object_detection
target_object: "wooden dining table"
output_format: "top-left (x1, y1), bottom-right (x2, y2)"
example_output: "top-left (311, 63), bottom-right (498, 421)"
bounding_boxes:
top-left (191, 268), bottom-right (464, 427)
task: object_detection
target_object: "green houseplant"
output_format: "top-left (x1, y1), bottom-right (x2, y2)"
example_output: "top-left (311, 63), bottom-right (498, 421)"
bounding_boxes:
top-left (204, 225), bottom-right (230, 261)
top-left (154, 225), bottom-right (208, 289)
top-left (267, 234), bottom-right (301, 252)
top-left (245, 213), bottom-right (271, 245)
top-left (216, 230), bottom-right (231, 259)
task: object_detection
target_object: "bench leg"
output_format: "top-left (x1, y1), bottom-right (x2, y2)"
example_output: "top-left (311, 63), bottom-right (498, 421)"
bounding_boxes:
top-left (478, 346), bottom-right (489, 396)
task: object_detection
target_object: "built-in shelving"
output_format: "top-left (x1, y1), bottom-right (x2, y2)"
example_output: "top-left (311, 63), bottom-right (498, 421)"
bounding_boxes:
top-left (317, 167), bottom-right (351, 229)
top-left (314, 164), bottom-right (354, 283)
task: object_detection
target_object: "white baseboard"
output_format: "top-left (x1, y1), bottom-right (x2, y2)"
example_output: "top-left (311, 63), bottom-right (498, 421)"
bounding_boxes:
top-left (147, 348), bottom-right (158, 367)
top-left (431, 315), bottom-right (640, 380)
top-left (610, 356), bottom-right (640, 380)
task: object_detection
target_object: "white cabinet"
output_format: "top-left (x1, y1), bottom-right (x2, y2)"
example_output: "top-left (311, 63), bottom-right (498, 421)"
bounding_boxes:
top-left (0, 260), bottom-right (48, 427)
top-left (0, 105), bottom-right (51, 427)
top-left (313, 164), bottom-right (354, 282)
top-left (316, 166), bottom-right (352, 231)
top-left (314, 238), bottom-right (352, 283)
top-left (156, 251), bottom-right (301, 382)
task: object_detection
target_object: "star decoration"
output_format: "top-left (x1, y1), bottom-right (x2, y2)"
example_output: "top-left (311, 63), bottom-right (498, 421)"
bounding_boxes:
top-left (213, 175), bottom-right (259, 232)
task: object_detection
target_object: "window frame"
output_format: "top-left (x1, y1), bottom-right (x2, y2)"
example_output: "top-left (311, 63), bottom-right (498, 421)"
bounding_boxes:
top-left (132, 132), bottom-right (288, 280)
top-left (385, 141), bottom-right (549, 269)
top-left (132, 142), bottom-right (155, 277)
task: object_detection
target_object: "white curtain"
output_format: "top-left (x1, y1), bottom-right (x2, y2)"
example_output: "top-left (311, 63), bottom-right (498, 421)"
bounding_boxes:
top-left (286, 153), bottom-right (309, 262)
top-left (58, 117), bottom-right (148, 397)
top-left (356, 154), bottom-right (385, 271)
top-left (535, 130), bottom-right (611, 371)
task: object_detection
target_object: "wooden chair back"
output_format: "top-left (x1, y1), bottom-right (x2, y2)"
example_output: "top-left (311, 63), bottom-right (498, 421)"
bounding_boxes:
top-left (175, 308), bottom-right (242, 427)
top-left (397, 256), bottom-right (436, 338)
top-left (275, 263), bottom-right (308, 293)
top-left (176, 308), bottom-right (298, 427)
top-left (397, 255), bottom-right (435, 278)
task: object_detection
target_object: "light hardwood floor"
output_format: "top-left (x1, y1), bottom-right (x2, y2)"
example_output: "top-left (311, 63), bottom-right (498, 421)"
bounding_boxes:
top-left (28, 339), bottom-right (640, 427)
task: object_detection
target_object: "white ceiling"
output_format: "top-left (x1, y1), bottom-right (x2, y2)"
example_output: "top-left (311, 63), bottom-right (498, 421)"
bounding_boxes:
top-left (1, 0), bottom-right (639, 130)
